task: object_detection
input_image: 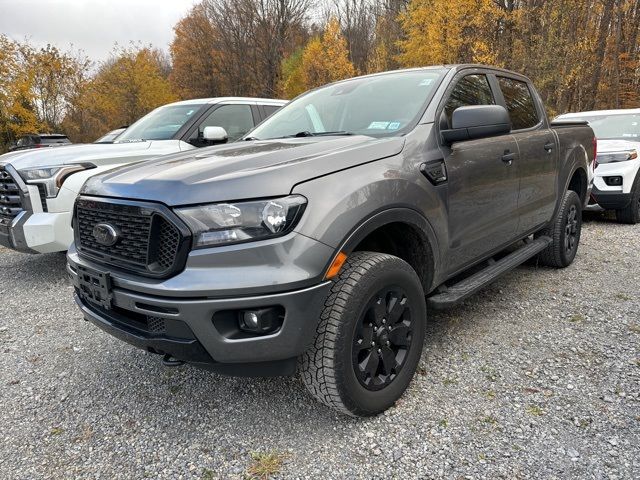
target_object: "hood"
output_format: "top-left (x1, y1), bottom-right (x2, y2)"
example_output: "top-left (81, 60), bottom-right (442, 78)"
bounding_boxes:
top-left (82, 135), bottom-right (405, 206)
top-left (597, 139), bottom-right (640, 153)
top-left (0, 140), bottom-right (187, 170)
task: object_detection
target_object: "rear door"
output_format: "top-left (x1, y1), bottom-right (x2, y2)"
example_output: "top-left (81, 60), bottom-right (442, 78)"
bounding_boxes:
top-left (439, 71), bottom-right (520, 271)
top-left (496, 76), bottom-right (558, 232)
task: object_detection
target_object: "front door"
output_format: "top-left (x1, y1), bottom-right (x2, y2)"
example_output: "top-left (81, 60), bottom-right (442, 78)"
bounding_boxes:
top-left (439, 72), bottom-right (521, 272)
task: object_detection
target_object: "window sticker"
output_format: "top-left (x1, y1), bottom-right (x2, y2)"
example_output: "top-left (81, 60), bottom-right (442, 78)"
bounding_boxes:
top-left (368, 121), bottom-right (390, 129)
top-left (387, 122), bottom-right (401, 130)
top-left (419, 78), bottom-right (433, 86)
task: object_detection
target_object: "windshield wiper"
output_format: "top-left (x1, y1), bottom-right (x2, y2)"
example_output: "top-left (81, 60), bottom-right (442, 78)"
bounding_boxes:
top-left (313, 131), bottom-right (354, 136)
top-left (270, 130), bottom-right (355, 140)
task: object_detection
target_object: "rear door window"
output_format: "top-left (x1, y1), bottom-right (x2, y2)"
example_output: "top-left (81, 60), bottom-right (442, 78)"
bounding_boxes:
top-left (497, 77), bottom-right (540, 130)
top-left (443, 74), bottom-right (495, 127)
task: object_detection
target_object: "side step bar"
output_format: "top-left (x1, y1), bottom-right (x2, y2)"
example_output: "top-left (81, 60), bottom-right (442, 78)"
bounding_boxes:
top-left (427, 236), bottom-right (552, 310)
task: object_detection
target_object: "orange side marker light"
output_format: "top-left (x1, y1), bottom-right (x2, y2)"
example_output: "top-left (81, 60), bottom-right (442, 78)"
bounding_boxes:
top-left (325, 252), bottom-right (348, 280)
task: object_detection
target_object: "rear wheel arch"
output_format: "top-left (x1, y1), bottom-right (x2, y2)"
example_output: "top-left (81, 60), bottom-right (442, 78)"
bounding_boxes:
top-left (567, 165), bottom-right (588, 205)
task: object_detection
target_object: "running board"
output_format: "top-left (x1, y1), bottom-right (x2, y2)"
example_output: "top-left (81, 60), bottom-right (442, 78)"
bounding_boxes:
top-left (427, 236), bottom-right (552, 310)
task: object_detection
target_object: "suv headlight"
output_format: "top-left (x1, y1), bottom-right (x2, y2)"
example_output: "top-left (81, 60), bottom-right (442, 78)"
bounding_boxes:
top-left (176, 195), bottom-right (307, 248)
top-left (18, 164), bottom-right (96, 198)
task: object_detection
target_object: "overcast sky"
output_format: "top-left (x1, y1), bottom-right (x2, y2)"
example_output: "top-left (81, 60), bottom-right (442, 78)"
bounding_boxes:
top-left (0, 0), bottom-right (196, 62)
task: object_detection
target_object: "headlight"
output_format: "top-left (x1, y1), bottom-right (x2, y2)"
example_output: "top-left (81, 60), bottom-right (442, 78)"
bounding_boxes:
top-left (176, 195), bottom-right (307, 248)
top-left (18, 164), bottom-right (95, 198)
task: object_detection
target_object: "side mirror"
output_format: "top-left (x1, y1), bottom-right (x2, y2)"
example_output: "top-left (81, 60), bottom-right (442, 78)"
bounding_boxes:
top-left (202, 126), bottom-right (228, 144)
top-left (441, 105), bottom-right (511, 144)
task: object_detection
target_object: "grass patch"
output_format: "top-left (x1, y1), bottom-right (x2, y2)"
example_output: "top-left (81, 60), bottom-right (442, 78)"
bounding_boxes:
top-left (615, 293), bottom-right (631, 301)
top-left (568, 313), bottom-right (585, 323)
top-left (480, 365), bottom-right (499, 382)
top-left (485, 389), bottom-right (496, 400)
top-left (246, 451), bottom-right (287, 480)
top-left (201, 468), bottom-right (215, 480)
top-left (526, 404), bottom-right (544, 416)
top-left (438, 418), bottom-right (448, 428)
top-left (442, 377), bottom-right (458, 386)
top-left (629, 324), bottom-right (640, 334)
top-left (479, 415), bottom-right (498, 425)
top-left (50, 426), bottom-right (64, 436)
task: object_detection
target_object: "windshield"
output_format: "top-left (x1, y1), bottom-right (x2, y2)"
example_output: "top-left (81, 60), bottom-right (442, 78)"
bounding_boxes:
top-left (116, 103), bottom-right (206, 142)
top-left (565, 113), bottom-right (640, 141)
top-left (248, 70), bottom-right (446, 140)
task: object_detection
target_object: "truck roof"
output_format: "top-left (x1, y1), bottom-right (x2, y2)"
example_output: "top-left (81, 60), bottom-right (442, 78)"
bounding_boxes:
top-left (319, 64), bottom-right (534, 86)
top-left (168, 97), bottom-right (288, 107)
top-left (557, 108), bottom-right (640, 117)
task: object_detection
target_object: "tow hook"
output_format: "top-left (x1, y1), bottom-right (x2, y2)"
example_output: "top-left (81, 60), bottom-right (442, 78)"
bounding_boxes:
top-left (162, 354), bottom-right (185, 367)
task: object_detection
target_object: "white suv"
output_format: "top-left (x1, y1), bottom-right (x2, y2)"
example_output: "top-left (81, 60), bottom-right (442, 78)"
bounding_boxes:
top-left (0, 97), bottom-right (286, 253)
top-left (555, 108), bottom-right (640, 223)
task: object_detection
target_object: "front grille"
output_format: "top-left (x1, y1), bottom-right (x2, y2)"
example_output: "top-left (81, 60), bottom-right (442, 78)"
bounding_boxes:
top-left (0, 166), bottom-right (24, 223)
top-left (75, 197), bottom-right (191, 277)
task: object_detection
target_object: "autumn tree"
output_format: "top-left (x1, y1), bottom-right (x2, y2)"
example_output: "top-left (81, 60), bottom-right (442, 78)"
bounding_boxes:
top-left (280, 18), bottom-right (356, 97)
top-left (62, 46), bottom-right (177, 142)
top-left (0, 36), bottom-right (42, 149)
top-left (170, 3), bottom-right (222, 98)
top-left (170, 0), bottom-right (308, 98)
top-left (398, 0), bottom-right (502, 66)
top-left (22, 44), bottom-right (91, 131)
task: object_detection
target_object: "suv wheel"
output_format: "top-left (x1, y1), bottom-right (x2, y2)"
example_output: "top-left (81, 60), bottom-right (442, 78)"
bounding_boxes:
top-left (615, 174), bottom-right (640, 224)
top-left (300, 252), bottom-right (426, 416)
top-left (536, 190), bottom-right (582, 268)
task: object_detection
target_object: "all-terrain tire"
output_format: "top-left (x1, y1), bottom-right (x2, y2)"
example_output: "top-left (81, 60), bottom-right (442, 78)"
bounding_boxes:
top-left (299, 252), bottom-right (426, 417)
top-left (536, 190), bottom-right (582, 268)
top-left (615, 174), bottom-right (640, 224)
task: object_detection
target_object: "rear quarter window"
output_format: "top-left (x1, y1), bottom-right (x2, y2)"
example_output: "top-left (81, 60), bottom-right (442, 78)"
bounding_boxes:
top-left (263, 105), bottom-right (282, 118)
top-left (498, 77), bottom-right (540, 130)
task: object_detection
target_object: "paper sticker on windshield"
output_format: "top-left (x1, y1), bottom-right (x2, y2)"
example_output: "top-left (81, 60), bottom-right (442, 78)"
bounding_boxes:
top-left (368, 121), bottom-right (390, 129)
top-left (387, 122), bottom-right (401, 130)
top-left (419, 78), bottom-right (433, 86)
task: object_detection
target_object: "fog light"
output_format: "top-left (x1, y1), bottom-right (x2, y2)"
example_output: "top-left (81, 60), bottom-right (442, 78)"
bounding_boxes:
top-left (239, 307), bottom-right (282, 334)
top-left (604, 176), bottom-right (623, 186)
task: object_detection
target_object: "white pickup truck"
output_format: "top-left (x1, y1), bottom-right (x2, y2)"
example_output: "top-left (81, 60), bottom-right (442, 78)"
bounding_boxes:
top-left (555, 108), bottom-right (640, 223)
top-left (0, 97), bottom-right (286, 253)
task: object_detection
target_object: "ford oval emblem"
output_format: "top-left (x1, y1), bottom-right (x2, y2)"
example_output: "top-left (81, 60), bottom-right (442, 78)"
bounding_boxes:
top-left (92, 223), bottom-right (119, 247)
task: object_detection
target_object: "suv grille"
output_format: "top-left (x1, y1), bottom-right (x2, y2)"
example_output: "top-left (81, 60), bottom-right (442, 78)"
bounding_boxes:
top-left (75, 197), bottom-right (191, 277)
top-left (0, 166), bottom-right (24, 224)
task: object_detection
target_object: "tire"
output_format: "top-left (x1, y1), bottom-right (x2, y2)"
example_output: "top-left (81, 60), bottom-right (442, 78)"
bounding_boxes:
top-left (300, 252), bottom-right (426, 417)
top-left (536, 190), bottom-right (582, 268)
top-left (615, 174), bottom-right (640, 224)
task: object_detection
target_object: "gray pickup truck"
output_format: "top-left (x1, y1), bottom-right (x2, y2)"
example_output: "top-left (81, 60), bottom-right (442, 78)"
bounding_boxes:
top-left (68, 65), bottom-right (596, 416)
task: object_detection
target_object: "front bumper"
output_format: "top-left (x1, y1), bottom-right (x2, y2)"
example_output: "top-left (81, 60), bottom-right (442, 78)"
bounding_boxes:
top-left (590, 158), bottom-right (639, 210)
top-left (0, 163), bottom-right (73, 254)
top-left (1, 211), bottom-right (73, 253)
top-left (68, 251), bottom-right (333, 375)
top-left (591, 186), bottom-right (631, 210)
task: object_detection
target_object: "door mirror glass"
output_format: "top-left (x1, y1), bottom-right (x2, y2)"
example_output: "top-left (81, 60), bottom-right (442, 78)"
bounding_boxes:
top-left (441, 105), bottom-right (511, 144)
top-left (203, 126), bottom-right (228, 144)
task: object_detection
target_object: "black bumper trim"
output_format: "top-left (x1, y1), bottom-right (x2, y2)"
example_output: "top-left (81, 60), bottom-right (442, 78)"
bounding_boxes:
top-left (591, 186), bottom-right (631, 210)
top-left (75, 293), bottom-right (214, 364)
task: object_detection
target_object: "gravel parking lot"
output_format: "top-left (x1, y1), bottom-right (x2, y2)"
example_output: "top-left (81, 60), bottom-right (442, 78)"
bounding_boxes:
top-left (1, 215), bottom-right (638, 479)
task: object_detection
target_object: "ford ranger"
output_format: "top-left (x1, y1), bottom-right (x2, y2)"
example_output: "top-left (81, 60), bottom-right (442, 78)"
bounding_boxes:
top-left (0, 97), bottom-right (286, 253)
top-left (67, 65), bottom-right (596, 416)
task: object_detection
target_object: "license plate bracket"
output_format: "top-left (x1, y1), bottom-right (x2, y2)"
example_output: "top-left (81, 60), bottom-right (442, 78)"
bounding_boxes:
top-left (76, 264), bottom-right (113, 310)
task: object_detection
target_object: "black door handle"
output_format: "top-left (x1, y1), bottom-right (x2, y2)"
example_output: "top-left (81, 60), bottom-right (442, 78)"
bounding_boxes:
top-left (502, 150), bottom-right (516, 163)
top-left (544, 142), bottom-right (554, 152)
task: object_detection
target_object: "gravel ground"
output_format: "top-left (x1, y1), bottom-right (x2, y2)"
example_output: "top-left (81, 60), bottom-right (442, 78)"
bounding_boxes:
top-left (0, 214), bottom-right (638, 479)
